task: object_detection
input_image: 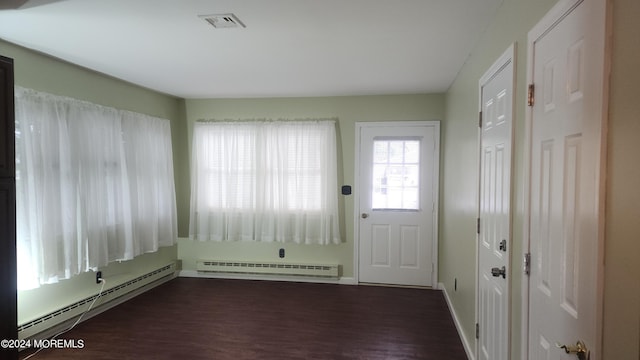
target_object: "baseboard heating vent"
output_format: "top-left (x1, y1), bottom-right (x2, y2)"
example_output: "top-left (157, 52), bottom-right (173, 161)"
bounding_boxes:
top-left (18, 262), bottom-right (175, 339)
top-left (197, 260), bottom-right (339, 278)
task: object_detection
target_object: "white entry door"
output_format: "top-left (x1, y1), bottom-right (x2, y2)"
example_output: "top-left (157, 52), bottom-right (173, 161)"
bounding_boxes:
top-left (477, 45), bottom-right (515, 360)
top-left (526, 0), bottom-right (606, 358)
top-left (357, 122), bottom-right (439, 287)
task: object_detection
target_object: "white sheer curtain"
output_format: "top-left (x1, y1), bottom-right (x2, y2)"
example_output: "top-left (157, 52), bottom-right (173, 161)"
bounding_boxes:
top-left (15, 87), bottom-right (177, 290)
top-left (189, 120), bottom-right (341, 245)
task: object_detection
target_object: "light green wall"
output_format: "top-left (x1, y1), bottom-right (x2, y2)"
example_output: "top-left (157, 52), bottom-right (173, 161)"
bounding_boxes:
top-left (180, 95), bottom-right (444, 278)
top-left (442, 0), bottom-right (640, 358)
top-left (602, 0), bottom-right (640, 357)
top-left (0, 38), bottom-right (184, 325)
top-left (442, 0), bottom-right (557, 355)
top-left (173, 98), bottom-right (190, 235)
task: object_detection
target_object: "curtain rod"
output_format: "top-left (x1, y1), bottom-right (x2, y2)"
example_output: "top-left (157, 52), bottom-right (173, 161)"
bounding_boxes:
top-left (15, 86), bottom-right (170, 123)
top-left (195, 117), bottom-right (338, 123)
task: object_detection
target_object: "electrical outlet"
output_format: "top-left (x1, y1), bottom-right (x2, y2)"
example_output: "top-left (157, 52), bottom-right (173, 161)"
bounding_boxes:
top-left (279, 248), bottom-right (285, 258)
top-left (96, 271), bottom-right (102, 284)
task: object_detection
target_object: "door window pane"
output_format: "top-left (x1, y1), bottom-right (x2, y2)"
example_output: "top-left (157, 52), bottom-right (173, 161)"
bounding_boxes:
top-left (371, 138), bottom-right (420, 210)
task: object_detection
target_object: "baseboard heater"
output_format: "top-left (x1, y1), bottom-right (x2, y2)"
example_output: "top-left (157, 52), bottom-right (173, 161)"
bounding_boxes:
top-left (197, 260), bottom-right (339, 278)
top-left (18, 262), bottom-right (176, 340)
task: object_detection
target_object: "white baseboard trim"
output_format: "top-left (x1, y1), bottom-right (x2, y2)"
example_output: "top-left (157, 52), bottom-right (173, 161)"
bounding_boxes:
top-left (439, 282), bottom-right (476, 360)
top-left (179, 270), bottom-right (357, 285)
top-left (338, 277), bottom-right (357, 285)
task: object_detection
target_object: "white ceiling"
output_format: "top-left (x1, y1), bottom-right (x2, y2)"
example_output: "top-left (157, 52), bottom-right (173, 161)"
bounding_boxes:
top-left (0, 0), bottom-right (502, 99)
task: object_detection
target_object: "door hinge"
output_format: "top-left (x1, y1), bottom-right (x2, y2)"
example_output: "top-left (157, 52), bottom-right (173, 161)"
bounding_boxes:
top-left (478, 111), bottom-right (483, 128)
top-left (527, 84), bottom-right (535, 106)
top-left (524, 252), bottom-right (531, 276)
top-left (475, 323), bottom-right (480, 339)
top-left (477, 218), bottom-right (480, 234)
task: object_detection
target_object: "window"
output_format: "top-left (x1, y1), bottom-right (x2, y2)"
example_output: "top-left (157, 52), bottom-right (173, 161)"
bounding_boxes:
top-left (15, 87), bottom-right (177, 290)
top-left (189, 120), bottom-right (341, 244)
top-left (371, 138), bottom-right (421, 210)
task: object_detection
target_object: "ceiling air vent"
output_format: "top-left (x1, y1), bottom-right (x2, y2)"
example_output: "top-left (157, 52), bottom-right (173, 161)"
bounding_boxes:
top-left (200, 13), bottom-right (246, 29)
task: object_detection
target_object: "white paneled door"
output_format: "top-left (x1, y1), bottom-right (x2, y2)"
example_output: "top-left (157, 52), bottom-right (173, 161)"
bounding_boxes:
top-left (478, 45), bottom-right (515, 360)
top-left (357, 122), bottom-right (439, 287)
top-left (526, 0), bottom-right (606, 358)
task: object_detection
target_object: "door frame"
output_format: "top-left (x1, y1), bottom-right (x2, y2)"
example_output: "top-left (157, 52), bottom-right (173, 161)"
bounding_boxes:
top-left (353, 121), bottom-right (440, 286)
top-left (475, 43), bottom-right (516, 359)
top-left (0, 54), bottom-right (18, 360)
top-left (520, 0), bottom-right (609, 358)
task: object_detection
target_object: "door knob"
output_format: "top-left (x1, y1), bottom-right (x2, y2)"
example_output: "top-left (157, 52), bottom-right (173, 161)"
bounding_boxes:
top-left (491, 266), bottom-right (506, 279)
top-left (361, 213), bottom-right (369, 219)
top-left (556, 340), bottom-right (589, 360)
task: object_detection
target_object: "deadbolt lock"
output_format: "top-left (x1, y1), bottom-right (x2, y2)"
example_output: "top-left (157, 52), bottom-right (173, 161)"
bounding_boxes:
top-left (499, 239), bottom-right (507, 252)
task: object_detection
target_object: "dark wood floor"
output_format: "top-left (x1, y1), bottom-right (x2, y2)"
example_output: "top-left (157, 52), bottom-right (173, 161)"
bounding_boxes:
top-left (20, 278), bottom-right (467, 360)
